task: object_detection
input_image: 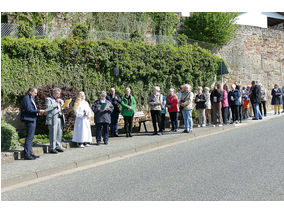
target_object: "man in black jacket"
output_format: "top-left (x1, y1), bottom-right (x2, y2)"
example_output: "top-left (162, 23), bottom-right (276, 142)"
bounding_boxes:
top-left (250, 81), bottom-right (263, 120)
top-left (20, 87), bottom-right (45, 160)
top-left (106, 88), bottom-right (121, 137)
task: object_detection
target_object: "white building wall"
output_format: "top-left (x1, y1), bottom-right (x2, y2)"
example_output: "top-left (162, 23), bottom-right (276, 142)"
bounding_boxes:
top-left (236, 12), bottom-right (268, 28)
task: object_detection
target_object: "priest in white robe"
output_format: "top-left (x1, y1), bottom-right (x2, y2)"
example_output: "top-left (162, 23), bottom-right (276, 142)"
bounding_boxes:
top-left (72, 91), bottom-right (93, 148)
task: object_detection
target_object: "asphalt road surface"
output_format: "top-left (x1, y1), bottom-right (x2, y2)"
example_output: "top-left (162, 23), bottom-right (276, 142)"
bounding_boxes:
top-left (2, 116), bottom-right (284, 201)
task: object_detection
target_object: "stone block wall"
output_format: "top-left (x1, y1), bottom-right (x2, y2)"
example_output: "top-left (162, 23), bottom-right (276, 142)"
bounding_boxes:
top-left (216, 25), bottom-right (284, 109)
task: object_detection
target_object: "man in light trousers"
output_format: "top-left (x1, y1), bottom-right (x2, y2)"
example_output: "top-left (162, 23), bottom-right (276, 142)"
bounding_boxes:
top-left (45, 88), bottom-right (68, 153)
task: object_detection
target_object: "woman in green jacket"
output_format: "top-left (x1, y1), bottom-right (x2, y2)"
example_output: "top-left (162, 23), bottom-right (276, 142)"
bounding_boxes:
top-left (121, 87), bottom-right (136, 137)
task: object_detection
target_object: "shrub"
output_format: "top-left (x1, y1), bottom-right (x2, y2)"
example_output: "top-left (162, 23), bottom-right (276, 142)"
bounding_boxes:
top-left (17, 21), bottom-right (36, 39)
top-left (181, 12), bottom-right (239, 45)
top-left (1, 37), bottom-right (221, 111)
top-left (1, 119), bottom-right (20, 150)
top-left (35, 84), bottom-right (80, 134)
top-left (71, 22), bottom-right (89, 40)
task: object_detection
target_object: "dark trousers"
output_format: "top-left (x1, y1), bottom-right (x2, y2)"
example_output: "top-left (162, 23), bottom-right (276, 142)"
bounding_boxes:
top-left (259, 101), bottom-right (267, 116)
top-left (222, 107), bottom-right (229, 125)
top-left (96, 123), bottom-right (109, 144)
top-left (110, 111), bottom-right (119, 136)
top-left (169, 112), bottom-right (178, 130)
top-left (124, 116), bottom-right (133, 135)
top-left (239, 105), bottom-right (243, 122)
top-left (232, 105), bottom-right (239, 122)
top-left (252, 103), bottom-right (256, 117)
top-left (150, 110), bottom-right (162, 133)
top-left (179, 111), bottom-right (184, 126)
top-left (161, 113), bottom-right (166, 131)
top-left (24, 120), bottom-right (36, 157)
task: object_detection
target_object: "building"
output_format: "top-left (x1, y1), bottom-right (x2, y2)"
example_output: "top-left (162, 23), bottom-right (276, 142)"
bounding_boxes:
top-left (237, 12), bottom-right (284, 30)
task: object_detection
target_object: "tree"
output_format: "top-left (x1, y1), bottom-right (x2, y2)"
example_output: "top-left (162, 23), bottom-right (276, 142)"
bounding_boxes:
top-left (181, 12), bottom-right (239, 45)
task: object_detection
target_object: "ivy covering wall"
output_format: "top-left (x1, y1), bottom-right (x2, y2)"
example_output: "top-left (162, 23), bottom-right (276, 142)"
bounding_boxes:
top-left (1, 36), bottom-right (221, 109)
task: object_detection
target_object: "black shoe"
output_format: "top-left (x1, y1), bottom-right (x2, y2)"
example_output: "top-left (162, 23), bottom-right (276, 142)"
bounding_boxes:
top-left (252, 118), bottom-right (259, 120)
top-left (126, 134), bottom-right (129, 137)
top-left (56, 148), bottom-right (64, 152)
top-left (128, 133), bottom-right (132, 137)
top-left (153, 132), bottom-right (158, 135)
top-left (183, 130), bottom-right (189, 133)
top-left (49, 149), bottom-right (58, 154)
top-left (31, 154), bottom-right (40, 158)
top-left (114, 134), bottom-right (119, 137)
top-left (24, 155), bottom-right (35, 160)
top-left (97, 141), bottom-right (101, 146)
top-left (104, 141), bottom-right (108, 145)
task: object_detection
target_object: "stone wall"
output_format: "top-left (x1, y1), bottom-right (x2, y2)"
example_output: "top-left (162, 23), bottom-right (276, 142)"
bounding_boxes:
top-left (216, 25), bottom-right (284, 108)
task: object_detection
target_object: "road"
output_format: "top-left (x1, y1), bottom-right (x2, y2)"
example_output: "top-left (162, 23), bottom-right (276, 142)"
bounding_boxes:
top-left (2, 116), bottom-right (284, 201)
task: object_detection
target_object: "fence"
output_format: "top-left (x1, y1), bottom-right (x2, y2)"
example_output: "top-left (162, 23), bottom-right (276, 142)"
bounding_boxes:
top-left (1, 23), bottom-right (221, 51)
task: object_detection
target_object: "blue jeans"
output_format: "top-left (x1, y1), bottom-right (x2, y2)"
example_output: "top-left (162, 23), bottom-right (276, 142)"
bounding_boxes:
top-left (24, 120), bottom-right (36, 157)
top-left (182, 109), bottom-right (193, 131)
top-left (254, 103), bottom-right (262, 119)
top-left (110, 112), bottom-right (119, 136)
top-left (96, 123), bottom-right (109, 144)
top-left (244, 108), bottom-right (249, 119)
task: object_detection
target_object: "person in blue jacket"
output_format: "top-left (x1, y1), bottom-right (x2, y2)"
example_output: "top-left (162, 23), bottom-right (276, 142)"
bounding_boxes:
top-left (229, 84), bottom-right (241, 124)
top-left (271, 84), bottom-right (283, 115)
top-left (20, 87), bottom-right (45, 160)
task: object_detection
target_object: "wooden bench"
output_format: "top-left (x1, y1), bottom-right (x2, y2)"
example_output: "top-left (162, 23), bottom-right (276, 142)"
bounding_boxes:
top-left (118, 111), bottom-right (151, 132)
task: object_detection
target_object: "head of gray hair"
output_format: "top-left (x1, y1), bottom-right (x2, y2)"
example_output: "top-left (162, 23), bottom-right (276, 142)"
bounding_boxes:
top-left (52, 88), bottom-right (61, 94)
top-left (125, 87), bottom-right (131, 92)
top-left (169, 88), bottom-right (174, 92)
top-left (100, 91), bottom-right (107, 97)
top-left (154, 86), bottom-right (160, 92)
top-left (198, 86), bottom-right (203, 91)
top-left (184, 84), bottom-right (192, 91)
top-left (231, 84), bottom-right (236, 89)
top-left (204, 87), bottom-right (209, 91)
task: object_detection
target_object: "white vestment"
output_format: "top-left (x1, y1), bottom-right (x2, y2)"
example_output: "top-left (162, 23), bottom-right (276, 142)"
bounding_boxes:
top-left (72, 100), bottom-right (92, 143)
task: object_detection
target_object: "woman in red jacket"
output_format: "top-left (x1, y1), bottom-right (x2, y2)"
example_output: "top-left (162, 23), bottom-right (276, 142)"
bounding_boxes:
top-left (166, 88), bottom-right (179, 132)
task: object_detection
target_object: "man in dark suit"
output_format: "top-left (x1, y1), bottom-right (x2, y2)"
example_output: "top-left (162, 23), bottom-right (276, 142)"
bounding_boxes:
top-left (106, 88), bottom-right (121, 137)
top-left (20, 87), bottom-right (45, 160)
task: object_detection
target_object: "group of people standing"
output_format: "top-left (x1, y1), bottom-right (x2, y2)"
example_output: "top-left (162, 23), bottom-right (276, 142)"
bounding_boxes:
top-left (193, 81), bottom-right (284, 128)
top-left (20, 81), bottom-right (284, 160)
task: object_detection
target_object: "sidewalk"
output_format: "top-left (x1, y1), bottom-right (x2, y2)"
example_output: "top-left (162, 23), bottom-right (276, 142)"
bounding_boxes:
top-left (2, 112), bottom-right (284, 189)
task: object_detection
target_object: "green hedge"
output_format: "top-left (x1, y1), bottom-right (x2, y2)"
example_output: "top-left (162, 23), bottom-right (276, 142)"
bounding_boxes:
top-left (1, 119), bottom-right (20, 150)
top-left (1, 37), bottom-right (221, 109)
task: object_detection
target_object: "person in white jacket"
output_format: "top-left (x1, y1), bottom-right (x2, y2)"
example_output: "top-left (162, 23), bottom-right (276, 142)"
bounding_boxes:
top-left (72, 91), bottom-right (93, 148)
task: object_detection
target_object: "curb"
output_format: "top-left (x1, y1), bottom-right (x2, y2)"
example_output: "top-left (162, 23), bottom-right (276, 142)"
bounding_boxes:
top-left (2, 113), bottom-right (284, 190)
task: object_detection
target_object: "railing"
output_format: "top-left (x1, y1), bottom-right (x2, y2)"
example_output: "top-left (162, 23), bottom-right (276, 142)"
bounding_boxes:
top-left (1, 23), bottom-right (220, 50)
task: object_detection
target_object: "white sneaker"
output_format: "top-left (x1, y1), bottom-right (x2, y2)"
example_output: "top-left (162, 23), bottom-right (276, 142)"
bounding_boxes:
top-left (197, 125), bottom-right (201, 128)
top-left (212, 125), bottom-right (216, 127)
top-left (85, 144), bottom-right (91, 147)
top-left (79, 144), bottom-right (85, 148)
top-left (202, 124), bottom-right (206, 127)
top-left (218, 124), bottom-right (223, 127)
